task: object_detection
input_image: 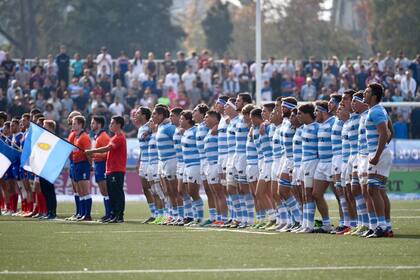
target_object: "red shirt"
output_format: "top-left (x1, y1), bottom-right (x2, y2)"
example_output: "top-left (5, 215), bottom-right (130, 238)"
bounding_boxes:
top-left (93, 130), bottom-right (110, 162)
top-left (106, 132), bottom-right (127, 174)
top-left (72, 131), bottom-right (91, 163)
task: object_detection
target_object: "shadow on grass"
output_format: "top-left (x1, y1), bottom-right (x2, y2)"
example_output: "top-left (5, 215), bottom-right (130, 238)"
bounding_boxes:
top-left (392, 234), bottom-right (420, 240)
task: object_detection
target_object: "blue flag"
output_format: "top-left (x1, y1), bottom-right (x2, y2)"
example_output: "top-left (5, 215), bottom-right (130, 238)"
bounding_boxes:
top-left (0, 138), bottom-right (21, 178)
top-left (21, 123), bottom-right (76, 184)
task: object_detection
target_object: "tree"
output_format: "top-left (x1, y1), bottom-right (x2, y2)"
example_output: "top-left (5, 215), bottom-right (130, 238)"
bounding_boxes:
top-left (369, 0), bottom-right (420, 57)
top-left (202, 0), bottom-right (233, 57)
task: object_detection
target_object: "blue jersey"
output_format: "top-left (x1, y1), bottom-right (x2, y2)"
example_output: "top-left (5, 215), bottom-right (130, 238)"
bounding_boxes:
top-left (148, 133), bottom-right (159, 165)
top-left (137, 124), bottom-right (151, 164)
top-left (331, 117), bottom-right (344, 157)
top-left (358, 110), bottom-right (369, 156)
top-left (12, 132), bottom-right (24, 148)
top-left (235, 116), bottom-right (249, 155)
top-left (227, 116), bottom-right (240, 157)
top-left (301, 121), bottom-right (319, 162)
top-left (366, 104), bottom-right (389, 154)
top-left (317, 116), bottom-right (335, 163)
top-left (196, 122), bottom-right (209, 163)
top-left (246, 133), bottom-right (258, 166)
top-left (173, 127), bottom-right (184, 164)
top-left (217, 116), bottom-right (228, 158)
top-left (341, 121), bottom-right (351, 163)
top-left (181, 126), bottom-right (201, 167)
top-left (272, 125), bottom-right (283, 159)
top-left (348, 113), bottom-right (360, 156)
top-left (281, 118), bottom-right (295, 159)
top-left (292, 126), bottom-right (303, 167)
top-left (204, 130), bottom-right (218, 165)
top-left (156, 123), bottom-right (176, 162)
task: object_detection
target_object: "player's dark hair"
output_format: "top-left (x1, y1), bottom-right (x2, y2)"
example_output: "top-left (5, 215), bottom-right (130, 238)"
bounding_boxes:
top-left (0, 111), bottom-right (7, 122)
top-left (238, 93), bottom-right (252, 104)
top-left (170, 107), bottom-right (183, 116)
top-left (4, 121), bottom-right (11, 129)
top-left (275, 96), bottom-right (283, 103)
top-left (242, 104), bottom-right (255, 115)
top-left (181, 110), bottom-right (195, 126)
top-left (354, 91), bottom-right (364, 100)
top-left (282, 96), bottom-right (298, 106)
top-left (343, 89), bottom-right (356, 97)
top-left (250, 108), bottom-right (263, 119)
top-left (154, 106), bottom-right (170, 118)
top-left (263, 102), bottom-right (275, 112)
top-left (139, 107), bottom-right (152, 121)
top-left (368, 83), bottom-right (383, 102)
top-left (218, 95), bottom-right (229, 103)
top-left (22, 113), bottom-right (30, 120)
top-left (206, 110), bottom-right (221, 121)
top-left (298, 103), bottom-right (315, 120)
top-left (30, 108), bottom-right (41, 117)
top-left (315, 100), bottom-right (329, 112)
top-left (330, 93), bottom-right (342, 103)
top-left (194, 104), bottom-right (209, 116)
top-left (73, 115), bottom-right (86, 128)
top-left (92, 115), bottom-right (105, 128)
top-left (112, 115), bottom-right (125, 129)
top-left (44, 120), bottom-right (56, 132)
top-left (11, 118), bottom-right (19, 125)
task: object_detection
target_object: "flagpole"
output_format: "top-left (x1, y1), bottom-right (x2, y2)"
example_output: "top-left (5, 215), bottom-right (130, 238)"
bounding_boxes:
top-left (255, 0), bottom-right (262, 106)
top-left (29, 121), bottom-right (80, 150)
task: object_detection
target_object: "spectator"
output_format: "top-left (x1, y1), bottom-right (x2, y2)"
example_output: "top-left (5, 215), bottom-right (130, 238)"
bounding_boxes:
top-left (9, 97), bottom-right (25, 118)
top-left (47, 90), bottom-right (62, 115)
top-left (139, 87), bottom-right (157, 109)
top-left (85, 54), bottom-right (96, 73)
top-left (353, 56), bottom-right (365, 74)
top-left (232, 58), bottom-right (247, 78)
top-left (162, 52), bottom-right (175, 76)
top-left (164, 66), bottom-right (180, 91)
top-left (279, 56), bottom-right (295, 78)
top-left (221, 54), bottom-right (232, 80)
top-left (223, 72), bottom-right (239, 96)
top-left (186, 80), bottom-right (201, 108)
top-left (382, 50), bottom-right (396, 74)
top-left (96, 46), bottom-right (113, 76)
top-left (0, 88), bottom-right (7, 111)
top-left (408, 55), bottom-right (420, 91)
top-left (118, 51), bottom-right (130, 76)
top-left (111, 79), bottom-right (127, 101)
top-left (43, 103), bottom-right (59, 121)
top-left (90, 93), bottom-right (107, 114)
top-left (7, 80), bottom-right (22, 103)
top-left (394, 67), bottom-right (405, 86)
top-left (0, 65), bottom-right (8, 92)
top-left (393, 115), bottom-right (409, 139)
top-left (1, 52), bottom-right (16, 82)
top-left (146, 52), bottom-right (157, 78)
top-left (261, 80), bottom-right (272, 101)
top-left (44, 54), bottom-right (58, 76)
top-left (304, 56), bottom-right (321, 76)
top-left (130, 50), bottom-right (144, 77)
top-left (311, 68), bottom-right (322, 91)
top-left (15, 59), bottom-right (31, 87)
top-left (397, 51), bottom-right (411, 71)
top-left (29, 66), bottom-right (44, 89)
top-left (109, 97), bottom-right (125, 116)
top-left (329, 56), bottom-right (340, 78)
top-left (294, 64), bottom-right (306, 90)
top-left (71, 53), bottom-right (84, 78)
top-left (300, 77), bottom-right (317, 101)
top-left (201, 82), bottom-right (213, 104)
top-left (55, 45), bottom-right (70, 85)
top-left (281, 74), bottom-right (295, 97)
top-left (158, 90), bottom-right (171, 107)
top-left (400, 70), bottom-right (416, 98)
top-left (181, 65), bottom-right (196, 92)
top-left (339, 57), bottom-right (351, 75)
top-left (176, 90), bottom-right (189, 109)
top-left (68, 78), bottom-right (83, 100)
top-left (187, 51), bottom-right (199, 73)
top-left (175, 51), bottom-right (187, 77)
top-left (238, 68), bottom-right (250, 93)
top-left (61, 91), bottom-right (73, 112)
top-left (263, 57), bottom-right (278, 79)
top-left (198, 62), bottom-right (212, 89)
top-left (322, 66), bottom-right (336, 90)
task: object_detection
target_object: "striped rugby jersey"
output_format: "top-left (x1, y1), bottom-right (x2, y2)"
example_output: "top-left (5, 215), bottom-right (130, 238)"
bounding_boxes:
top-left (196, 122), bottom-right (210, 163)
top-left (137, 123), bottom-right (152, 164)
top-left (246, 132), bottom-right (258, 166)
top-left (235, 115), bottom-right (249, 155)
top-left (292, 126), bottom-right (303, 168)
top-left (272, 124), bottom-right (283, 159)
top-left (204, 129), bottom-right (218, 165)
top-left (156, 122), bottom-right (176, 162)
top-left (173, 127), bottom-right (184, 164)
top-left (317, 116), bottom-right (335, 163)
top-left (217, 116), bottom-right (229, 158)
top-left (365, 104), bottom-right (389, 154)
top-left (147, 133), bottom-right (159, 165)
top-left (181, 126), bottom-right (201, 167)
top-left (348, 113), bottom-right (361, 156)
top-left (301, 121), bottom-right (319, 162)
top-left (341, 121), bottom-right (351, 163)
top-left (358, 110), bottom-right (369, 156)
top-left (227, 116), bottom-right (240, 157)
top-left (281, 118), bottom-right (295, 159)
top-left (331, 116), bottom-right (344, 157)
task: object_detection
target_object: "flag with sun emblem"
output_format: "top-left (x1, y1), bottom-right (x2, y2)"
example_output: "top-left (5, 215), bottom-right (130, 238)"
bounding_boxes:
top-left (21, 122), bottom-right (76, 184)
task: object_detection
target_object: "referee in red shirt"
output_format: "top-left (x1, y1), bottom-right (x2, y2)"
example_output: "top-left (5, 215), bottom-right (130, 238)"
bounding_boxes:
top-left (86, 116), bottom-right (127, 223)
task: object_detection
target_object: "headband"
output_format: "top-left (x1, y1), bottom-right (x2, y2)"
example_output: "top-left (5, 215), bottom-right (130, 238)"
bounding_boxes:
top-left (225, 100), bottom-right (237, 110)
top-left (282, 101), bottom-right (297, 110)
top-left (217, 98), bottom-right (227, 105)
top-left (352, 95), bottom-right (364, 103)
top-left (315, 105), bottom-right (328, 113)
top-left (330, 97), bottom-right (340, 105)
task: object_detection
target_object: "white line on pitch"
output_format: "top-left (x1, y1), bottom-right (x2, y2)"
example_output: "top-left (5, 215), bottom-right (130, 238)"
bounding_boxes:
top-left (1, 265), bottom-right (420, 275)
top-left (185, 227), bottom-right (277, 235)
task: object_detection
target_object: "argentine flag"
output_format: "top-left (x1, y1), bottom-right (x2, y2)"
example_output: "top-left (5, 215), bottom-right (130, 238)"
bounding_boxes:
top-left (0, 138), bottom-right (21, 178)
top-left (21, 123), bottom-right (76, 184)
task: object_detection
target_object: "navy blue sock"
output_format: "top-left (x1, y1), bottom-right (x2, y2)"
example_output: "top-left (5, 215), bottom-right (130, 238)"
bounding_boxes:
top-left (74, 194), bottom-right (80, 215)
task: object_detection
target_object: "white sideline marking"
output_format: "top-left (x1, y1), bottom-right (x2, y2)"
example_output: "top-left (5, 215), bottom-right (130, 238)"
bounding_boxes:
top-left (185, 227), bottom-right (277, 235)
top-left (1, 265), bottom-right (420, 275)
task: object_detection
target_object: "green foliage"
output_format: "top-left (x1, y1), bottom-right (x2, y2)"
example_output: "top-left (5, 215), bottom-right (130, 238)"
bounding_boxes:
top-left (202, 1), bottom-right (233, 57)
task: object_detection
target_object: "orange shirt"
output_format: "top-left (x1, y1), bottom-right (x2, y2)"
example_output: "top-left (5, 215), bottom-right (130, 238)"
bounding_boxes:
top-left (93, 130), bottom-right (110, 162)
top-left (68, 130), bottom-right (76, 161)
top-left (72, 131), bottom-right (91, 163)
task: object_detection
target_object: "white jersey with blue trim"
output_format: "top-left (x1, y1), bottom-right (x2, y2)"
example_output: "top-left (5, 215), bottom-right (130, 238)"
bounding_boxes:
top-left (292, 126), bottom-right (303, 168)
top-left (331, 116), bottom-right (344, 156)
top-left (365, 104), bottom-right (389, 154)
top-left (147, 133), bottom-right (159, 165)
top-left (348, 113), bottom-right (360, 156)
top-left (173, 127), bottom-right (184, 164)
top-left (317, 116), bottom-right (335, 163)
top-left (227, 116), bottom-right (240, 158)
top-left (341, 121), bottom-right (351, 163)
top-left (137, 123), bottom-right (152, 164)
top-left (301, 121), bottom-right (319, 162)
top-left (281, 118), bottom-right (295, 159)
top-left (181, 126), bottom-right (201, 167)
top-left (156, 122), bottom-right (177, 162)
top-left (357, 110), bottom-right (369, 156)
top-left (235, 115), bottom-right (249, 155)
top-left (204, 130), bottom-right (218, 165)
top-left (196, 122), bottom-right (210, 163)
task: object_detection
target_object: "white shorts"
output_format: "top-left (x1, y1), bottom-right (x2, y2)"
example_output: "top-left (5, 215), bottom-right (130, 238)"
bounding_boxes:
top-left (291, 166), bottom-right (302, 186)
top-left (314, 161), bottom-right (333, 182)
top-left (246, 165), bottom-right (259, 183)
top-left (347, 154), bottom-right (357, 177)
top-left (234, 154), bottom-right (247, 183)
top-left (280, 157), bottom-right (294, 177)
top-left (226, 155), bottom-right (237, 186)
top-left (302, 160), bottom-right (319, 188)
top-left (200, 160), bottom-right (208, 182)
top-left (331, 155), bottom-right (342, 176)
top-left (176, 163), bottom-right (185, 179)
top-left (341, 161), bottom-right (349, 187)
top-left (158, 158), bottom-right (177, 180)
top-left (368, 148), bottom-right (392, 178)
top-left (357, 155), bottom-right (369, 184)
top-left (271, 157), bottom-right (282, 181)
top-left (206, 162), bottom-right (220, 184)
top-left (138, 162), bottom-right (148, 178)
top-left (147, 164), bottom-right (160, 183)
top-left (185, 165), bottom-right (202, 184)
top-left (259, 161), bottom-right (272, 182)
top-left (219, 154), bottom-right (228, 174)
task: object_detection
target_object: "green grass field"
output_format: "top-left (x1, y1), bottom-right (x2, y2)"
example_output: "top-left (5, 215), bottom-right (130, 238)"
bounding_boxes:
top-left (1, 200), bottom-right (420, 280)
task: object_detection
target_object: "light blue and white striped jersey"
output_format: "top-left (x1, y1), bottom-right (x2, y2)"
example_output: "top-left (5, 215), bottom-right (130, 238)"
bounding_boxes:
top-left (301, 121), bottom-right (319, 162)
top-left (148, 133), bottom-right (159, 165)
top-left (348, 113), bottom-right (360, 156)
top-left (358, 110), bottom-right (369, 156)
top-left (246, 133), bottom-right (258, 166)
top-left (254, 123), bottom-right (274, 163)
top-left (317, 116), bottom-right (335, 163)
top-left (137, 123), bottom-right (152, 164)
top-left (292, 126), bottom-right (303, 167)
top-left (341, 121), bottom-right (351, 163)
top-left (235, 115), bottom-right (249, 155)
top-left (156, 123), bottom-right (176, 162)
top-left (281, 118), bottom-right (295, 159)
top-left (196, 122), bottom-right (210, 163)
top-left (331, 116), bottom-right (344, 156)
top-left (227, 116), bottom-right (240, 157)
top-left (173, 127), bottom-right (184, 163)
top-left (204, 130), bottom-right (218, 165)
top-left (217, 116), bottom-right (228, 158)
top-left (365, 104), bottom-right (389, 154)
top-left (272, 125), bottom-right (283, 159)
top-left (181, 126), bottom-right (201, 167)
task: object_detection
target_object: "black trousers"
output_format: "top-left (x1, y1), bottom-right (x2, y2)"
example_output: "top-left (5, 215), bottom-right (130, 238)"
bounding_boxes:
top-left (39, 177), bottom-right (57, 215)
top-left (106, 172), bottom-right (125, 219)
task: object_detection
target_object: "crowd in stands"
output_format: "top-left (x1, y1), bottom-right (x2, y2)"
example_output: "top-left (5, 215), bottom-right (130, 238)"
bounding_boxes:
top-left (0, 46), bottom-right (419, 138)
